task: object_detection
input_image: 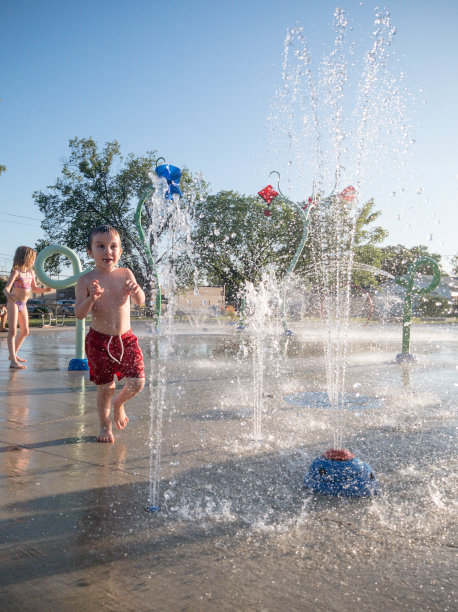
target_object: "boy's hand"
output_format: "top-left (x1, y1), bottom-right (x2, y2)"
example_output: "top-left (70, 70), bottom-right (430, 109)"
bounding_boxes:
top-left (45, 287), bottom-right (53, 293)
top-left (123, 279), bottom-right (140, 297)
top-left (89, 280), bottom-right (104, 302)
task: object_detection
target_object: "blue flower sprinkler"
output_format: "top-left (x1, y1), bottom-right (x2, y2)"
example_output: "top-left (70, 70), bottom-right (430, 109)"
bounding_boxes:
top-left (303, 449), bottom-right (379, 498)
top-left (155, 163), bottom-right (183, 200)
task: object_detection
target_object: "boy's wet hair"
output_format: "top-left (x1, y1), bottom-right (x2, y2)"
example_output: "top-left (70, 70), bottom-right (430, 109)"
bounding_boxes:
top-left (87, 225), bottom-right (121, 250)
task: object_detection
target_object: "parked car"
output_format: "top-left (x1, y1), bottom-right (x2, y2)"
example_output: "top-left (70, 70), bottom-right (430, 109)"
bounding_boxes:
top-left (56, 300), bottom-right (75, 316)
top-left (27, 299), bottom-right (49, 315)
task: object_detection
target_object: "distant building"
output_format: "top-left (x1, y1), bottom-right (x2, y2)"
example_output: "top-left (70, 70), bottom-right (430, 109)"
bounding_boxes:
top-left (174, 286), bottom-right (225, 312)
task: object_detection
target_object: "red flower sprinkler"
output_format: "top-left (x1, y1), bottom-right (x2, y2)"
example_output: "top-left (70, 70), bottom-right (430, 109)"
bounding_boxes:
top-left (339, 185), bottom-right (356, 204)
top-left (258, 184), bottom-right (279, 217)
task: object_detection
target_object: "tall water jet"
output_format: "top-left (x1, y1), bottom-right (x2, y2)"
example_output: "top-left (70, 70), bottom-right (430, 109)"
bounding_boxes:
top-left (136, 161), bottom-right (202, 511)
top-left (243, 272), bottom-right (282, 441)
top-left (267, 9), bottom-right (411, 496)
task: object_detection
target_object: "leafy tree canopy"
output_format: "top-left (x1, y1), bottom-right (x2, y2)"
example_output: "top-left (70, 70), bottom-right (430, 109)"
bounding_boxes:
top-left (380, 244), bottom-right (442, 278)
top-left (33, 137), bottom-right (206, 296)
top-left (190, 190), bottom-right (300, 301)
top-left (190, 191), bottom-right (389, 299)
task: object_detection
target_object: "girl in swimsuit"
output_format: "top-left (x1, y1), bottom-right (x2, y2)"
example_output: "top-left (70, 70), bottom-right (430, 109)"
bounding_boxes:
top-left (3, 246), bottom-right (52, 369)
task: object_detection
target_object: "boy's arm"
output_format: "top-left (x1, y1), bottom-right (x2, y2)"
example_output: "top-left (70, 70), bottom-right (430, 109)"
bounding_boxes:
top-left (74, 276), bottom-right (104, 319)
top-left (124, 269), bottom-right (145, 306)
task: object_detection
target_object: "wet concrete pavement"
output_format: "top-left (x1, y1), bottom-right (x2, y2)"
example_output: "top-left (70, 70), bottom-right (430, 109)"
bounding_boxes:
top-left (0, 322), bottom-right (456, 611)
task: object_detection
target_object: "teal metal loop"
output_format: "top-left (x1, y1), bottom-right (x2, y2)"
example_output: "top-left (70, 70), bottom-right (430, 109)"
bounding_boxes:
top-left (394, 256), bottom-right (441, 295)
top-left (35, 245), bottom-right (88, 370)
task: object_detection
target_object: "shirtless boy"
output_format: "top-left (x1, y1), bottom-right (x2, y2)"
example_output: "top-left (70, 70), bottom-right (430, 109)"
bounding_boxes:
top-left (75, 225), bottom-right (146, 443)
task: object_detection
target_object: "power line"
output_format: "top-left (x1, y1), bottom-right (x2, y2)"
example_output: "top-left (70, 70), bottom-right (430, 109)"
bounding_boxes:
top-left (0, 212), bottom-right (42, 221)
top-left (0, 218), bottom-right (42, 228)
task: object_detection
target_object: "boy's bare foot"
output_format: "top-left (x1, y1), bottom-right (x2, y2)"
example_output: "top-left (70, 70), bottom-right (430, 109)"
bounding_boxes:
top-left (97, 425), bottom-right (115, 443)
top-left (113, 400), bottom-right (129, 430)
top-left (9, 355), bottom-right (26, 363)
top-left (10, 361), bottom-right (26, 370)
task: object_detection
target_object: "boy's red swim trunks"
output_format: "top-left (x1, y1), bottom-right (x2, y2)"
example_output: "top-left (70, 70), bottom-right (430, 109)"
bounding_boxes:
top-left (85, 328), bottom-right (145, 385)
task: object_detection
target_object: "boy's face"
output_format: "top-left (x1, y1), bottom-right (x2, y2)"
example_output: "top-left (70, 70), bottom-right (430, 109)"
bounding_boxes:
top-left (88, 231), bottom-right (122, 271)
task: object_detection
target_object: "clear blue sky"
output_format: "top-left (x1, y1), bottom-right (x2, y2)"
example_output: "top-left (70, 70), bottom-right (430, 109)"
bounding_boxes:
top-left (1, 0), bottom-right (457, 272)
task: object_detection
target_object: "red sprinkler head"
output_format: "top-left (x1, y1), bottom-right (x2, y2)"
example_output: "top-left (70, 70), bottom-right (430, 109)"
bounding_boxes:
top-left (258, 184), bottom-right (279, 205)
top-left (322, 448), bottom-right (355, 461)
top-left (303, 196), bottom-right (317, 210)
top-left (339, 185), bottom-right (356, 204)
top-left (264, 209), bottom-right (271, 217)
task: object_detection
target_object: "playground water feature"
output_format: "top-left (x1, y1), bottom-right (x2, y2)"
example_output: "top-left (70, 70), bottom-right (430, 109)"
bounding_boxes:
top-left (139, 167), bottom-right (203, 511)
top-left (260, 8), bottom-right (423, 483)
top-left (0, 322), bottom-right (455, 608)
top-left (2, 8), bottom-right (455, 607)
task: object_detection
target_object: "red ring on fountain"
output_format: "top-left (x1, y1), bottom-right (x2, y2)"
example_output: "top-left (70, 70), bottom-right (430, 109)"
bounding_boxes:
top-left (322, 448), bottom-right (355, 461)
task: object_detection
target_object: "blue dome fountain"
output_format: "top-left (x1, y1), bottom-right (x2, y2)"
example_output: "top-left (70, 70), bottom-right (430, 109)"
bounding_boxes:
top-left (303, 449), bottom-right (379, 498)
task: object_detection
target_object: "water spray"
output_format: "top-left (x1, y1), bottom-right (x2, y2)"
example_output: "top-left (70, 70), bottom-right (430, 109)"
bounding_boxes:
top-left (258, 171), bottom-right (317, 336)
top-left (136, 160), bottom-right (184, 514)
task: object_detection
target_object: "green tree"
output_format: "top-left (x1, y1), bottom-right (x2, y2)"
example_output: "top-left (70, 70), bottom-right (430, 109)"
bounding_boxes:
top-left (0, 164), bottom-right (6, 175)
top-left (307, 193), bottom-right (388, 292)
top-left (189, 191), bottom-right (388, 300)
top-left (0, 277), bottom-right (7, 304)
top-left (190, 190), bottom-right (299, 301)
top-left (416, 294), bottom-right (450, 317)
top-left (380, 244), bottom-right (442, 278)
top-left (352, 198), bottom-right (388, 287)
top-left (450, 254), bottom-right (458, 276)
top-left (33, 137), bottom-right (204, 300)
top-left (34, 238), bottom-right (63, 276)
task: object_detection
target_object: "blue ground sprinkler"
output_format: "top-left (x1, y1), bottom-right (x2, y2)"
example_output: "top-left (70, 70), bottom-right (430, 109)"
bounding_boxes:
top-left (303, 449), bottom-right (379, 497)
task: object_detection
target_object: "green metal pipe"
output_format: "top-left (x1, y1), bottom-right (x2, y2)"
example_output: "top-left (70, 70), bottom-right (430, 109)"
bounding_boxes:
top-left (394, 256), bottom-right (441, 356)
top-left (272, 186), bottom-right (314, 333)
top-left (135, 186), bottom-right (162, 328)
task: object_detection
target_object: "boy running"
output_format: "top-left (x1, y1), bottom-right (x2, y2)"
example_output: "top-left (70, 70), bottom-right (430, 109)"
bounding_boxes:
top-left (75, 225), bottom-right (145, 443)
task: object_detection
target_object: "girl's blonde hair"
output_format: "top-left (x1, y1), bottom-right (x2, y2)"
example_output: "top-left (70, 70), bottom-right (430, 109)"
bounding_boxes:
top-left (12, 246), bottom-right (37, 272)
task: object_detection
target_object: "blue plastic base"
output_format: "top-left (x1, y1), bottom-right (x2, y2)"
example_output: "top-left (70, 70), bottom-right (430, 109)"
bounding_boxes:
top-left (303, 452), bottom-right (379, 498)
top-left (145, 506), bottom-right (161, 513)
top-left (395, 353), bottom-right (417, 364)
top-left (283, 329), bottom-right (293, 337)
top-left (68, 358), bottom-right (89, 371)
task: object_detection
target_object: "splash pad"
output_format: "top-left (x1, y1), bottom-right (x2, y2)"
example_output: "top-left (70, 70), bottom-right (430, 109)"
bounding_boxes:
top-left (0, 321), bottom-right (456, 609)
